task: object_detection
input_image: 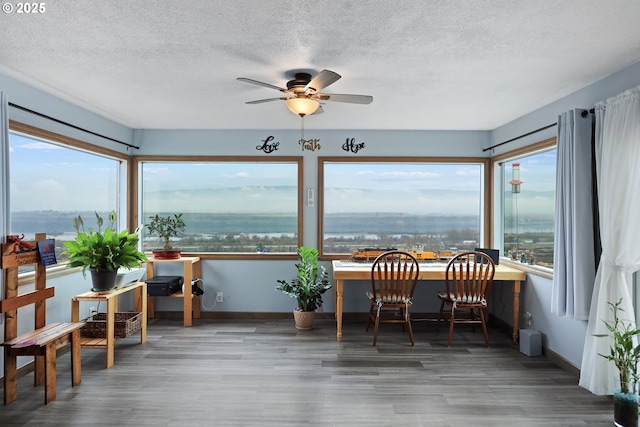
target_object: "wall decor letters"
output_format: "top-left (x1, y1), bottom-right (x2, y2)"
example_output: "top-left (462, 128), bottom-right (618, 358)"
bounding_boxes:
top-left (299, 138), bottom-right (321, 152)
top-left (257, 135), bottom-right (280, 153)
top-left (342, 137), bottom-right (365, 153)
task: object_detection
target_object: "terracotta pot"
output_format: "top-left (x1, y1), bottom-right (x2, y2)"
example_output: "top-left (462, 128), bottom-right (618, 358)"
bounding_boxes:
top-left (152, 249), bottom-right (181, 260)
top-left (90, 269), bottom-right (118, 292)
top-left (293, 309), bottom-right (315, 330)
top-left (614, 390), bottom-right (638, 427)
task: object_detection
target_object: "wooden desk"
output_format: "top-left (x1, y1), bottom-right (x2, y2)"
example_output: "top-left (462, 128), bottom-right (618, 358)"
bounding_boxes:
top-left (331, 260), bottom-right (526, 343)
top-left (71, 281), bottom-right (147, 368)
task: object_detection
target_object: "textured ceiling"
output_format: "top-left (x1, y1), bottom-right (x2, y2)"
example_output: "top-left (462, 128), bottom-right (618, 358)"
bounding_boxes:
top-left (2, 1), bottom-right (640, 130)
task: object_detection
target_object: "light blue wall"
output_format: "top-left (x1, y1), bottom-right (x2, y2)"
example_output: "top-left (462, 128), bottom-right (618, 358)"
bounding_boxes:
top-left (135, 128), bottom-right (490, 156)
top-left (137, 128), bottom-right (487, 315)
top-left (134, 127), bottom-right (547, 338)
top-left (490, 60), bottom-right (640, 156)
top-left (3, 59), bottom-right (640, 371)
top-left (0, 74), bottom-right (133, 154)
top-left (488, 60), bottom-right (640, 368)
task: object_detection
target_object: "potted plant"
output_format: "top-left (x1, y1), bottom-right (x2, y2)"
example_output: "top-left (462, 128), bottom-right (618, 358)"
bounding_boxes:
top-left (62, 211), bottom-right (148, 292)
top-left (275, 246), bottom-right (332, 330)
top-left (145, 213), bottom-right (186, 259)
top-left (595, 298), bottom-right (640, 427)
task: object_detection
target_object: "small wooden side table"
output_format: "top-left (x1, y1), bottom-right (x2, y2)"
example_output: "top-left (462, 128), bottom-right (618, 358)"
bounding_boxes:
top-left (71, 281), bottom-right (147, 368)
top-left (145, 256), bottom-right (201, 327)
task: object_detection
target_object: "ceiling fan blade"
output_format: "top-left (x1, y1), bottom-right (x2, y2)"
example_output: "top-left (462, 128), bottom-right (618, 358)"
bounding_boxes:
top-left (305, 70), bottom-right (341, 93)
top-left (311, 105), bottom-right (324, 115)
top-left (245, 97), bottom-right (288, 104)
top-left (314, 93), bottom-right (373, 104)
top-left (237, 77), bottom-right (287, 92)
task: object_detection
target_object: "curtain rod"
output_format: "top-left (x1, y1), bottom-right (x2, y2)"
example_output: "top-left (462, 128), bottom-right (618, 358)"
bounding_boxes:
top-left (482, 122), bottom-right (557, 152)
top-left (8, 102), bottom-right (140, 150)
top-left (483, 108), bottom-right (597, 153)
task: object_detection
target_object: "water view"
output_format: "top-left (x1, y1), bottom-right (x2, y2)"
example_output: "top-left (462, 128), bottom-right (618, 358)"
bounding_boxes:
top-left (11, 211), bottom-right (554, 266)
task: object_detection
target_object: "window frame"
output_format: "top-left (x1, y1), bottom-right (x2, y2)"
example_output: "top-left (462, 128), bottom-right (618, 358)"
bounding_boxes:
top-left (490, 137), bottom-right (556, 278)
top-left (132, 155), bottom-right (304, 260)
top-left (318, 156), bottom-right (491, 260)
top-left (8, 121), bottom-right (131, 283)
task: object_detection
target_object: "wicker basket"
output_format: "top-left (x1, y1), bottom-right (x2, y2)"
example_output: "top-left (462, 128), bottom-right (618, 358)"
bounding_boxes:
top-left (81, 312), bottom-right (142, 338)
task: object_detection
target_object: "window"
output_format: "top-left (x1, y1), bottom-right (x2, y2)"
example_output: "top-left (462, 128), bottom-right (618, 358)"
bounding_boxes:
top-left (496, 141), bottom-right (556, 269)
top-left (320, 158), bottom-right (487, 258)
top-left (137, 157), bottom-right (302, 255)
top-left (8, 123), bottom-right (124, 269)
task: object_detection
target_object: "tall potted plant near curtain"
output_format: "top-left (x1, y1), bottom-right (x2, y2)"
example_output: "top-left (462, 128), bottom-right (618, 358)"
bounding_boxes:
top-left (595, 299), bottom-right (640, 427)
top-left (276, 246), bottom-right (332, 330)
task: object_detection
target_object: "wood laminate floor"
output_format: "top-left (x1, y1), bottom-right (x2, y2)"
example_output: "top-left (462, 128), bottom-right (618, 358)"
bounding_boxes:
top-left (0, 318), bottom-right (614, 426)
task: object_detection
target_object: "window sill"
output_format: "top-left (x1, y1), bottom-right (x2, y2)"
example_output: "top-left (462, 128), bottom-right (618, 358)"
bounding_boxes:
top-left (17, 264), bottom-right (78, 286)
top-left (500, 258), bottom-right (553, 280)
top-left (178, 252), bottom-right (299, 261)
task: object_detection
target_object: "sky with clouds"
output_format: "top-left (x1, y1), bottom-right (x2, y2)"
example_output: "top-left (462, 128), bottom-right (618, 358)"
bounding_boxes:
top-left (10, 133), bottom-right (118, 212)
top-left (9, 132), bottom-right (556, 218)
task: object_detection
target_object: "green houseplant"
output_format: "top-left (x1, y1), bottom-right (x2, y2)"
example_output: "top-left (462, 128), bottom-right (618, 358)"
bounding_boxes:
top-left (62, 211), bottom-right (148, 291)
top-left (276, 246), bottom-right (332, 330)
top-left (145, 213), bottom-right (186, 259)
top-left (595, 298), bottom-right (640, 427)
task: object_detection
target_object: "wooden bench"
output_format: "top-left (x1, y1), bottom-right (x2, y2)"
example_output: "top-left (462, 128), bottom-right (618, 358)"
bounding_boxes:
top-left (1, 233), bottom-right (84, 405)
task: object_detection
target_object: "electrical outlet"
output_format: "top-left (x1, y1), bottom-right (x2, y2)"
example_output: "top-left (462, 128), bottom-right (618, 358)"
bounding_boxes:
top-left (89, 306), bottom-right (97, 316)
top-left (216, 292), bottom-right (224, 303)
top-left (524, 311), bottom-right (532, 327)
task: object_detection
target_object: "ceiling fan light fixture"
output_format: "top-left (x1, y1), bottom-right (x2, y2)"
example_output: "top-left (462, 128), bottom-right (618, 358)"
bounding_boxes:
top-left (286, 97), bottom-right (319, 116)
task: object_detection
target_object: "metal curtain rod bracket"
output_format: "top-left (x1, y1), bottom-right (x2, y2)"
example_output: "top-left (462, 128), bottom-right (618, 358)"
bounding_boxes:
top-left (8, 102), bottom-right (140, 150)
top-left (581, 108), bottom-right (596, 118)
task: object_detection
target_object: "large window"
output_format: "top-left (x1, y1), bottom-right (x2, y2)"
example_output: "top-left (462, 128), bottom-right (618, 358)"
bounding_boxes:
top-left (320, 158), bottom-right (487, 258)
top-left (137, 157), bottom-right (302, 255)
top-left (8, 123), bottom-right (124, 267)
top-left (497, 140), bottom-right (556, 269)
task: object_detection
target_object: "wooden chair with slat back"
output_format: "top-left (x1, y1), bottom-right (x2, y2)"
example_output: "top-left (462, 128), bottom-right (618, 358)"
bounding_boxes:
top-left (0, 233), bottom-right (84, 405)
top-left (436, 251), bottom-right (496, 347)
top-left (366, 251), bottom-right (419, 346)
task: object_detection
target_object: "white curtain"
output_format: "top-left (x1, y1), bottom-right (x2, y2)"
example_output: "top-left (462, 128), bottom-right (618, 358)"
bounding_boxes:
top-left (580, 85), bottom-right (640, 395)
top-left (551, 109), bottom-right (595, 320)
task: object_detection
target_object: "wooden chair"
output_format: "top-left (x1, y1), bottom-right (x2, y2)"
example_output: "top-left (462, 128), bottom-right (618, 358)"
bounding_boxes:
top-left (366, 251), bottom-right (419, 346)
top-left (0, 233), bottom-right (84, 405)
top-left (436, 251), bottom-right (496, 347)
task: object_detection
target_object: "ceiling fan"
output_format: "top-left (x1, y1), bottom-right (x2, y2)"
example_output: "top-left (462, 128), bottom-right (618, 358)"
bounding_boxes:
top-left (237, 69), bottom-right (373, 117)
